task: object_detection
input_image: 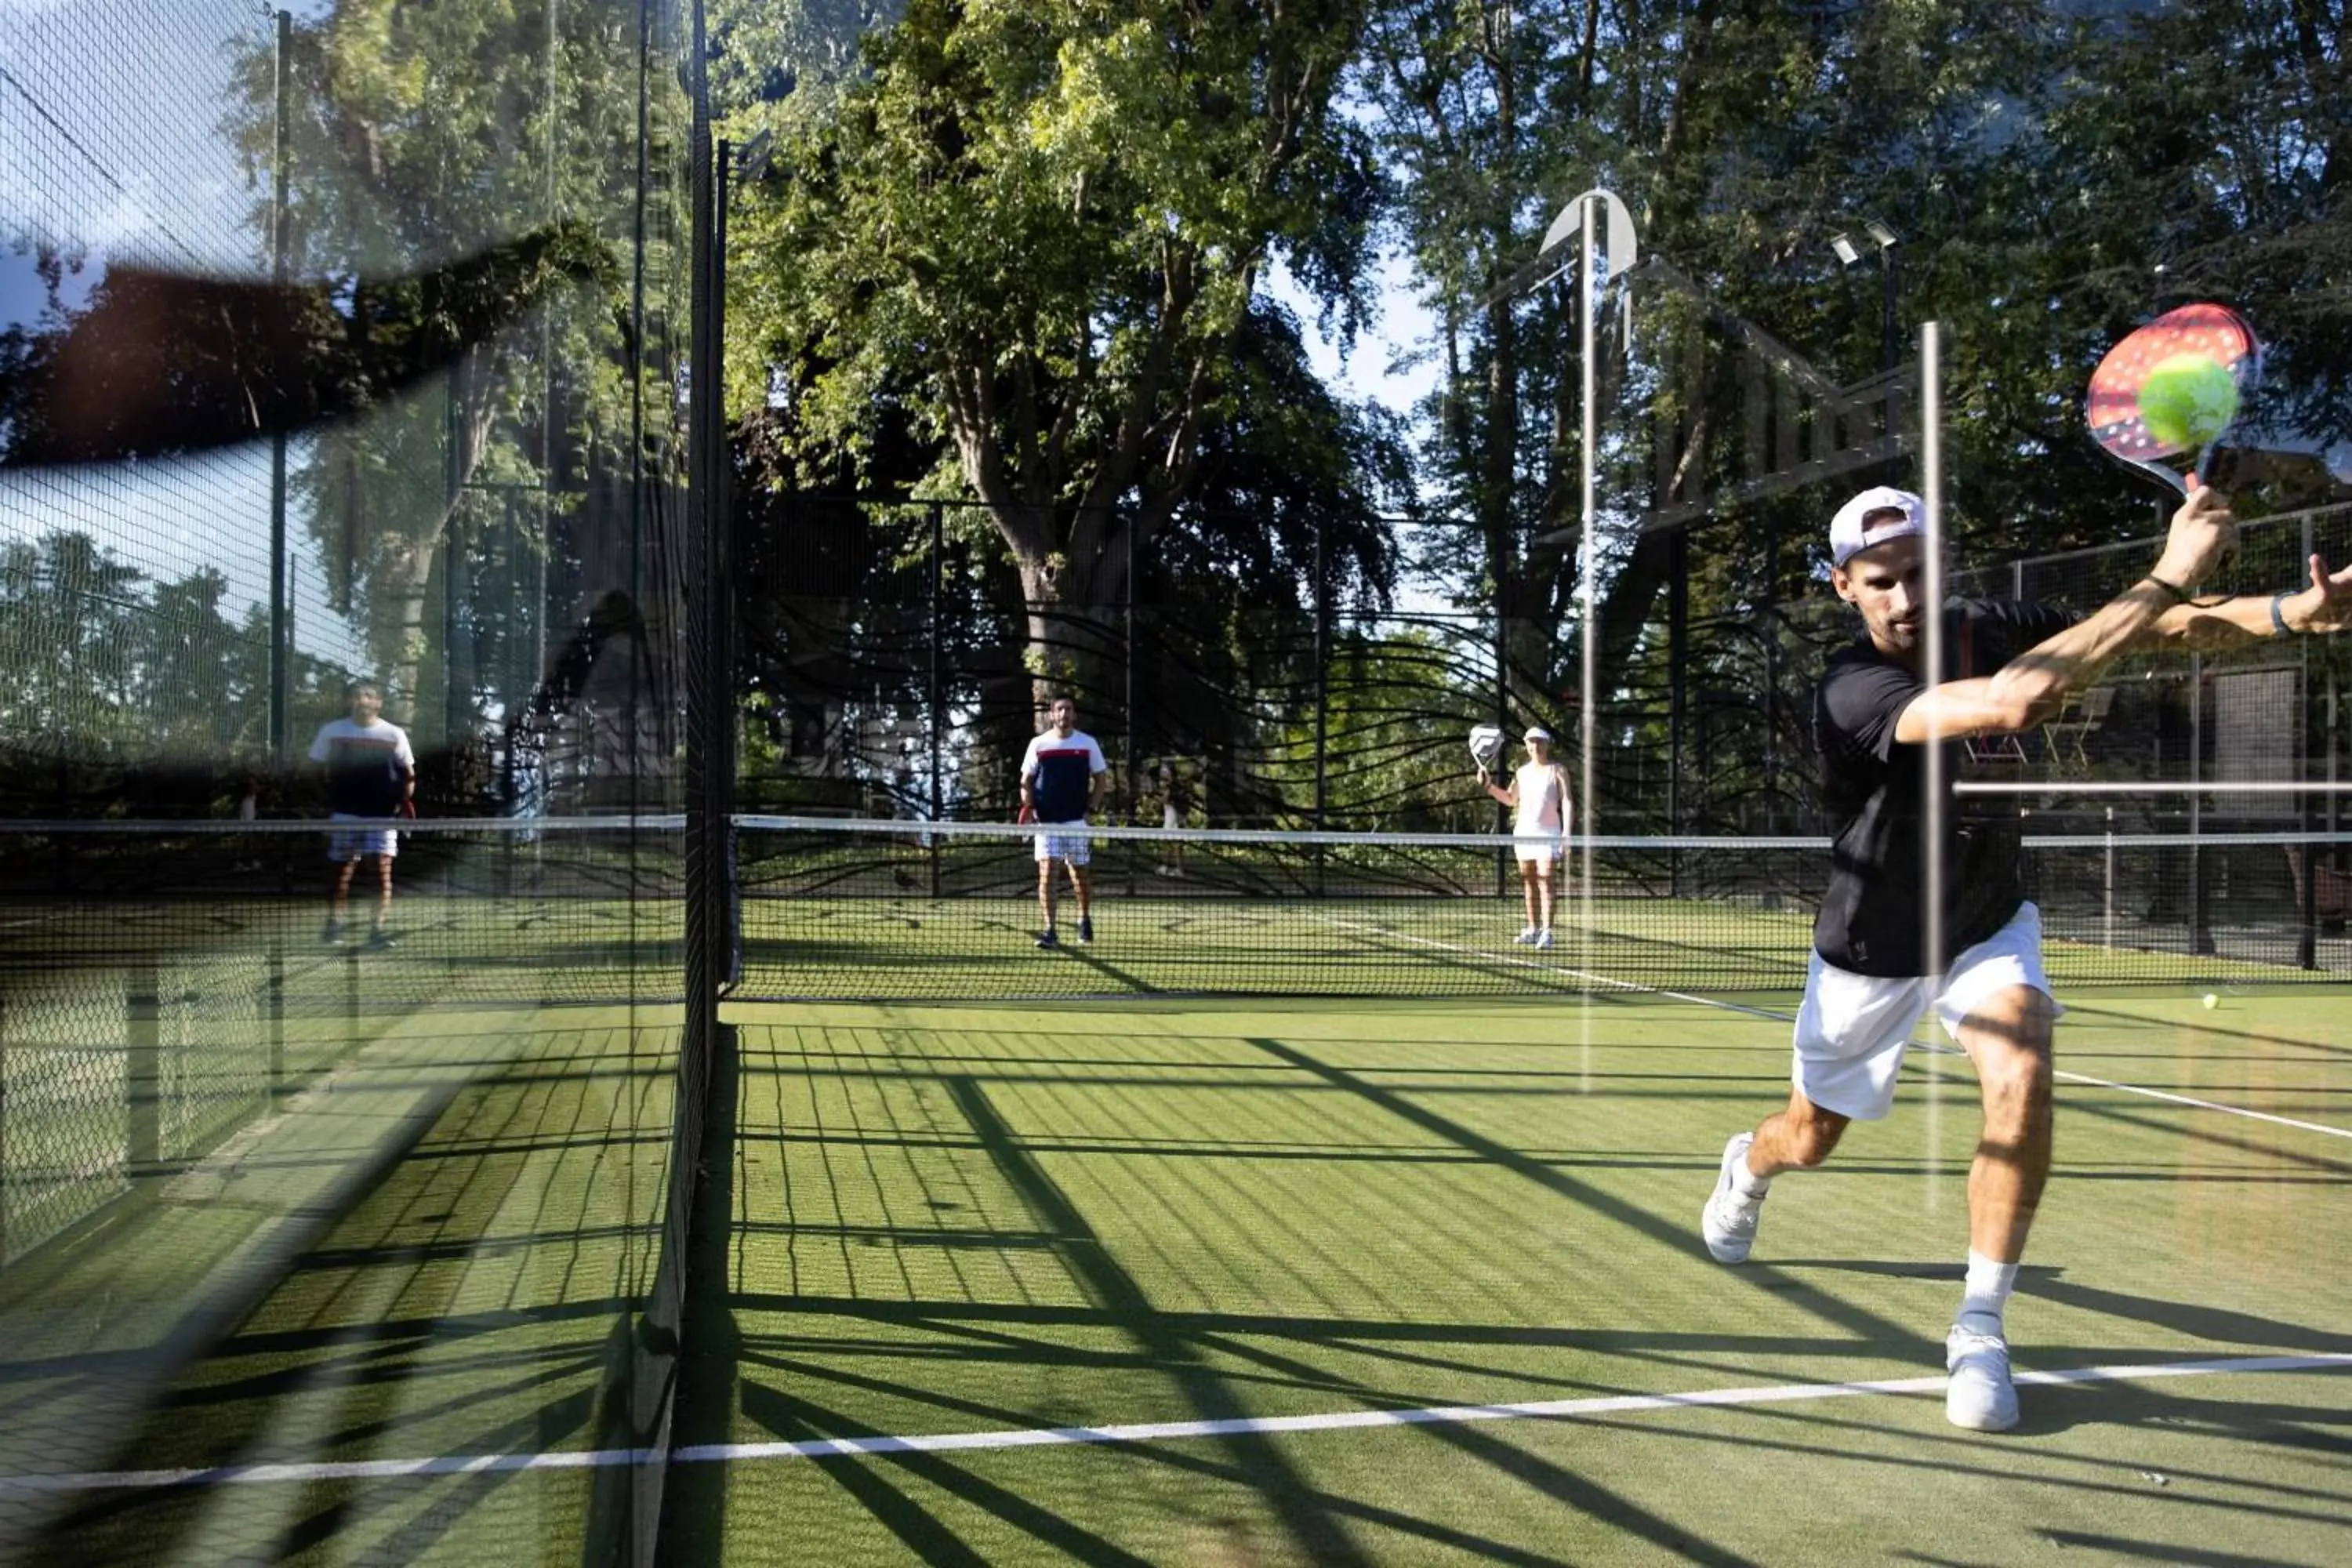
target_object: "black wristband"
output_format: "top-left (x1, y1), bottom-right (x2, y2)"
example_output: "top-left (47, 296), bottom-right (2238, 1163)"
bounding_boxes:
top-left (2272, 590), bottom-right (2295, 636)
top-left (2143, 574), bottom-right (2194, 604)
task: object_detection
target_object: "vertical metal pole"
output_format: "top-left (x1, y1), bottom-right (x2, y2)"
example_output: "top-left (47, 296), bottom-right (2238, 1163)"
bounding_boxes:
top-left (1920, 321), bottom-right (1946, 1207)
top-left (267, 9), bottom-right (293, 763)
top-left (1762, 528), bottom-right (1780, 829)
top-left (928, 500), bottom-right (944, 897)
top-left (1313, 512), bottom-right (1328, 896)
top-left (1578, 193), bottom-right (1598, 908)
top-left (1668, 526), bottom-right (1687, 879)
top-left (1313, 513), bottom-right (1329, 833)
top-left (1123, 516), bottom-right (1138, 898)
top-left (126, 960), bottom-right (160, 1174)
top-left (2190, 652), bottom-right (2209, 954)
top-left (2299, 512), bottom-right (2318, 967)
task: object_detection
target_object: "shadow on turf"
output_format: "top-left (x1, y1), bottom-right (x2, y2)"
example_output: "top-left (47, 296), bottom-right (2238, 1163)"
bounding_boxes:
top-left (1898, 1529), bottom-right (2342, 1567)
top-left (1247, 1038), bottom-right (1931, 1352)
top-left (2006, 1375), bottom-right (2352, 1446)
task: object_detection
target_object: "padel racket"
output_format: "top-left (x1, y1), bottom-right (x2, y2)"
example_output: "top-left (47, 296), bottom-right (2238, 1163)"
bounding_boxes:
top-left (1468, 725), bottom-right (1506, 774)
top-left (2086, 302), bottom-right (2260, 495)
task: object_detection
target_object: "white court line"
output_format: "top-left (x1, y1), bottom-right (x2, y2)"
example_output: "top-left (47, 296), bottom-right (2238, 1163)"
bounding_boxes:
top-left (1311, 915), bottom-right (1789, 1022)
top-left (3, 1352), bottom-right (2345, 1495)
top-left (2045, 1063), bottom-right (2350, 1142)
top-left (1316, 915), bottom-right (2352, 1142)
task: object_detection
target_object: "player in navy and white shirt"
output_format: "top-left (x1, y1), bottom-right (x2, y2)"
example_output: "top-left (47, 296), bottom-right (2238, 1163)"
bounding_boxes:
top-left (1019, 695), bottom-right (1109, 948)
top-left (307, 678), bottom-right (415, 948)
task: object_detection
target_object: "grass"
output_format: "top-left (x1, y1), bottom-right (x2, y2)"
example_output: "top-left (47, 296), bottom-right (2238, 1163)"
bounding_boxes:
top-left (670, 987), bottom-right (2352, 1566)
top-left (737, 890), bottom-right (2347, 1000)
top-left (2, 953), bottom-right (2345, 1564)
top-left (7, 1002), bottom-right (677, 1568)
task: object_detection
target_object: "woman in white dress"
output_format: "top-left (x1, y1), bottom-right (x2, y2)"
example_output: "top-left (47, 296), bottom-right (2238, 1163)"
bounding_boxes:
top-left (1480, 726), bottom-right (1573, 948)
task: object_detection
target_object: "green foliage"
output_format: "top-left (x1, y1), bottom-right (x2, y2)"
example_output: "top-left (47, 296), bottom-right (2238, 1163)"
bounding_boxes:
top-left (0, 532), bottom-right (350, 796)
top-left (726, 0), bottom-right (1380, 601)
top-left (227, 0), bottom-right (681, 732)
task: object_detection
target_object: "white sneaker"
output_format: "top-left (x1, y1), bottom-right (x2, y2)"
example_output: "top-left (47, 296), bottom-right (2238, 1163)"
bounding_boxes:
top-left (1946, 1321), bottom-right (2020, 1432)
top-left (1533, 929), bottom-right (1554, 949)
top-left (1700, 1132), bottom-right (1765, 1263)
top-left (1513, 927), bottom-right (1539, 945)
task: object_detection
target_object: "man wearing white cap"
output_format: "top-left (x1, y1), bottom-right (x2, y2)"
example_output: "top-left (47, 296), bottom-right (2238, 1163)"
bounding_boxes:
top-left (1698, 476), bottom-right (2352, 1433)
top-left (1481, 726), bottom-right (1573, 949)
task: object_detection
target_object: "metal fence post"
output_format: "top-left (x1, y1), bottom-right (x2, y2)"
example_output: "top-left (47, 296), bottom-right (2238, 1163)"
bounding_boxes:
top-left (126, 960), bottom-right (160, 1174)
top-left (929, 499), bottom-right (944, 897)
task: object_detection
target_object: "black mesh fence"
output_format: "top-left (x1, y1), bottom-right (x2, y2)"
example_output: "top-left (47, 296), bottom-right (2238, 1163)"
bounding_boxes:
top-left (0, 4), bottom-right (694, 1563)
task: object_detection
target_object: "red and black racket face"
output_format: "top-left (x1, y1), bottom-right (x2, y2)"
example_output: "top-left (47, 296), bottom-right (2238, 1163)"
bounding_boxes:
top-left (2085, 302), bottom-right (2260, 492)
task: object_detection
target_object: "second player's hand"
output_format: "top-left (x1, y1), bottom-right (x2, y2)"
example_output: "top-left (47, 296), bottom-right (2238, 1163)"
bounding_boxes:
top-left (2153, 477), bottom-right (2236, 586)
top-left (2285, 553), bottom-right (2352, 633)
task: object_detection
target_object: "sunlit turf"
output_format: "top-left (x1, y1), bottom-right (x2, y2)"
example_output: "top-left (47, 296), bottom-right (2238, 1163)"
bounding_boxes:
top-left (678, 989), bottom-right (2352, 1567)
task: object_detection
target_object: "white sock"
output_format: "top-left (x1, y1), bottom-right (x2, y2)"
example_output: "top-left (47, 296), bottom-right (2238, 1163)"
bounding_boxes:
top-left (1958, 1250), bottom-right (2019, 1333)
top-left (1733, 1149), bottom-right (1772, 1200)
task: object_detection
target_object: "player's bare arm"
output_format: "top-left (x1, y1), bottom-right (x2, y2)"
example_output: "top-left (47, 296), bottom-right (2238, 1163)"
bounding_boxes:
top-left (2134, 550), bottom-right (2352, 648)
top-left (1892, 482), bottom-right (2236, 745)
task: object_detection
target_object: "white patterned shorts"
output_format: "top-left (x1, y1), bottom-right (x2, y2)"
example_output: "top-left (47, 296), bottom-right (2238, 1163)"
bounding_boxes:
top-left (1033, 822), bottom-right (1091, 866)
top-left (327, 812), bottom-right (398, 861)
top-left (1792, 902), bottom-right (2058, 1121)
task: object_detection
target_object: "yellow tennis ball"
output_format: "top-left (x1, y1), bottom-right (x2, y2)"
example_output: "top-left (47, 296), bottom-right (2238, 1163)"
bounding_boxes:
top-left (2201, 993), bottom-right (2220, 1009)
top-left (2140, 353), bottom-right (2238, 448)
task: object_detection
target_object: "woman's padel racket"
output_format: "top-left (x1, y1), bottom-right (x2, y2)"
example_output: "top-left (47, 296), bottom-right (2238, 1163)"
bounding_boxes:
top-left (2085, 302), bottom-right (2261, 495)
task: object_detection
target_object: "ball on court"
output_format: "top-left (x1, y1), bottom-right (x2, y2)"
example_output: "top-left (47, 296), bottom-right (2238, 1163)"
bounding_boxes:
top-left (2139, 353), bottom-right (2238, 448)
top-left (2201, 993), bottom-right (2220, 1009)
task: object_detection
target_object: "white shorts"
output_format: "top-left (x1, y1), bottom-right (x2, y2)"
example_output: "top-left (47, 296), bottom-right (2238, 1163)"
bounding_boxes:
top-left (1791, 902), bottom-right (2060, 1122)
top-left (1513, 836), bottom-right (1564, 869)
top-left (327, 813), bottom-right (398, 861)
top-left (1033, 822), bottom-right (1091, 866)
top-left (1162, 803), bottom-right (1180, 829)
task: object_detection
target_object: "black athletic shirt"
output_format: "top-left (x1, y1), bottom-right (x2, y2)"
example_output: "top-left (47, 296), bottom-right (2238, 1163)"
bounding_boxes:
top-left (1812, 598), bottom-right (2078, 977)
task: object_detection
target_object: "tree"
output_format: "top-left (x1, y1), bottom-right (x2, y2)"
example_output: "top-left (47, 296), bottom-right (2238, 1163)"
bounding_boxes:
top-left (225, 0), bottom-right (672, 737)
top-left (729, 0), bottom-right (1382, 710)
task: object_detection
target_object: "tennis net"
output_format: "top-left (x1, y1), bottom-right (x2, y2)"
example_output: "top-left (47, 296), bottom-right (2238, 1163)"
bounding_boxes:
top-left (731, 815), bottom-right (2352, 1000)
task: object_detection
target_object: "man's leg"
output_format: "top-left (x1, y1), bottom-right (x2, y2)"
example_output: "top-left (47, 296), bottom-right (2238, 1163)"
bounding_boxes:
top-left (1701, 1085), bottom-right (1851, 1265)
top-left (1943, 982), bottom-right (2055, 1432)
top-left (326, 857), bottom-right (358, 938)
top-left (1954, 983), bottom-right (2056, 1265)
top-left (1745, 1085), bottom-right (1853, 1178)
top-left (1036, 857), bottom-right (1057, 942)
top-left (369, 854), bottom-right (396, 942)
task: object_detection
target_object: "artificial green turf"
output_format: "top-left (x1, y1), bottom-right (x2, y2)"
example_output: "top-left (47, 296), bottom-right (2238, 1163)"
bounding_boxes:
top-left (735, 891), bottom-right (2347, 1001)
top-left (7, 1004), bottom-right (680, 1568)
top-left (681, 990), bottom-right (2352, 1566)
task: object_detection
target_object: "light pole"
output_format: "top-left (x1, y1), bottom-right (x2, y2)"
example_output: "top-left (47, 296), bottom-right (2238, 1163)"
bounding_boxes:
top-left (1831, 219), bottom-right (1900, 451)
top-left (1829, 219), bottom-right (1900, 374)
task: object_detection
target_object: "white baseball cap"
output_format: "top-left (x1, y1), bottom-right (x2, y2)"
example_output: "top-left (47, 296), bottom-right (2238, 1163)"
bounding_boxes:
top-left (1523, 726), bottom-right (1553, 742)
top-left (1828, 485), bottom-right (1926, 568)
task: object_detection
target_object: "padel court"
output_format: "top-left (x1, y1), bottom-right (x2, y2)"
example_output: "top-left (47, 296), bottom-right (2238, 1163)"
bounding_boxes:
top-left (14, 967), bottom-right (2348, 1567)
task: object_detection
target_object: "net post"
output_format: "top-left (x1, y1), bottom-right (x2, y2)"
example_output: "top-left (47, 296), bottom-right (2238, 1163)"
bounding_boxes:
top-left (125, 959), bottom-right (160, 1176)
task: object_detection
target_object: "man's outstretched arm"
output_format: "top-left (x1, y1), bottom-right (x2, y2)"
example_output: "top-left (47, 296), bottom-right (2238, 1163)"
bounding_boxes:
top-left (2133, 550), bottom-right (2352, 648)
top-left (1895, 481), bottom-right (2236, 745)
